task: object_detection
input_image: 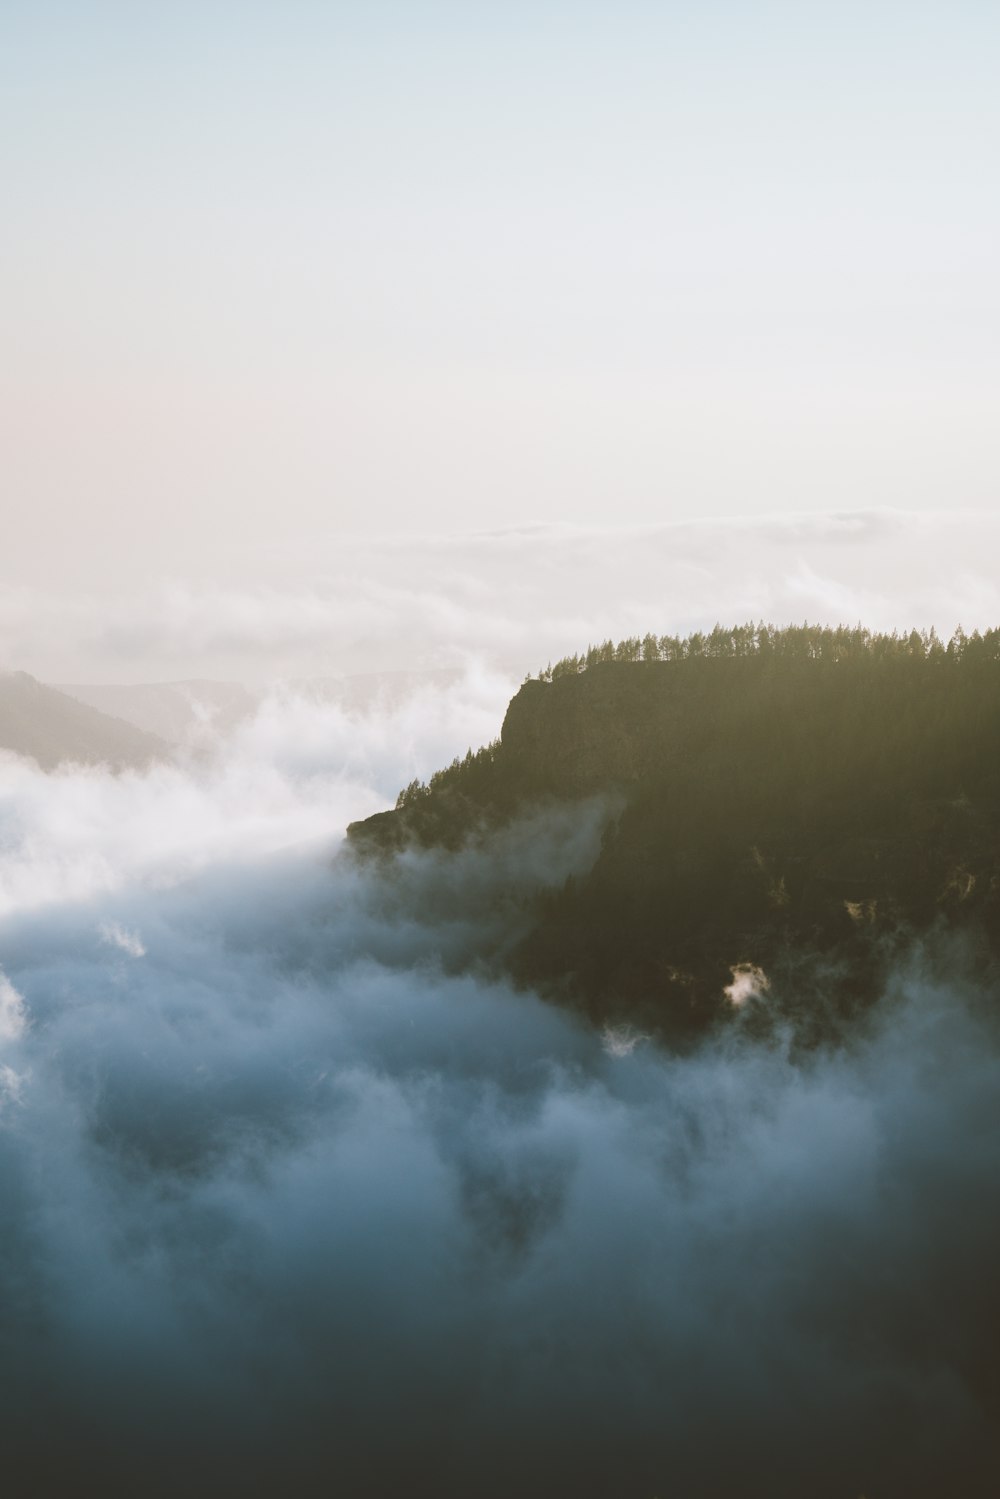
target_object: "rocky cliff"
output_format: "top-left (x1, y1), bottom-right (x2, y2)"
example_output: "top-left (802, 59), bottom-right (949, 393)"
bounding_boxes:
top-left (348, 645), bottom-right (1000, 1039)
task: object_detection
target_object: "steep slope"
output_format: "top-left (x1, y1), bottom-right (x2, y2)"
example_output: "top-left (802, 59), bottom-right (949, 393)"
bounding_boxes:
top-left (0, 671), bottom-right (170, 770)
top-left (348, 635), bottom-right (1000, 1038)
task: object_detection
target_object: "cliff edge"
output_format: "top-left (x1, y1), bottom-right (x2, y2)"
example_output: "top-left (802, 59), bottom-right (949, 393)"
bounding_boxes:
top-left (348, 637), bottom-right (1000, 1038)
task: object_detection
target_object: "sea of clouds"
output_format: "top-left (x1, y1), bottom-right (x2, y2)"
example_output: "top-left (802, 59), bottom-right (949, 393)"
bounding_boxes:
top-left (1, 670), bottom-right (998, 1496)
top-left (6, 508), bottom-right (1000, 685)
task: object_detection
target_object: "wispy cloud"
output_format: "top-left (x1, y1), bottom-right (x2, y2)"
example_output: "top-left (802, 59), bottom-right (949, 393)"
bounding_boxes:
top-left (4, 508), bottom-right (1000, 683)
top-left (98, 921), bottom-right (146, 958)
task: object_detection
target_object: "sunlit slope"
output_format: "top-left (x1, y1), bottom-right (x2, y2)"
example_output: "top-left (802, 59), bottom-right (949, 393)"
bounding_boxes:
top-left (349, 628), bottom-right (1000, 1036)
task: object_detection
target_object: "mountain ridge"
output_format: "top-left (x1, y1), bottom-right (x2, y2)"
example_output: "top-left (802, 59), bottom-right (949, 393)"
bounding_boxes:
top-left (348, 626), bottom-right (1000, 1039)
top-left (0, 670), bottom-right (170, 770)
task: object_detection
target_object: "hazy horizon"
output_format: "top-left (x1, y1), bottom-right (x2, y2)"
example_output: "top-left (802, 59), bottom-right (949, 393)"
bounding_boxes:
top-left (4, 3), bottom-right (999, 682)
top-left (5, 506), bottom-right (1000, 685)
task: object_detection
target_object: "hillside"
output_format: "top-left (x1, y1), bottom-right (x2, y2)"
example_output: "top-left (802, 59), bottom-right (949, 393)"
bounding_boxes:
top-left (56, 678), bottom-right (256, 742)
top-left (0, 671), bottom-right (170, 771)
top-left (348, 626), bottom-right (1000, 1039)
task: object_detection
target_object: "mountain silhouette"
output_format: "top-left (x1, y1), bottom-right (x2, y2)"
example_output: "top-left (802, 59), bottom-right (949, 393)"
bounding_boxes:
top-left (0, 671), bottom-right (170, 771)
top-left (349, 625), bottom-right (1000, 1039)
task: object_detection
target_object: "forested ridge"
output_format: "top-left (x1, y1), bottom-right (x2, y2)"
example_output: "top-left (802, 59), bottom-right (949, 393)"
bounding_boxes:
top-left (348, 625), bottom-right (1000, 1040)
top-left (535, 620), bottom-right (1000, 675)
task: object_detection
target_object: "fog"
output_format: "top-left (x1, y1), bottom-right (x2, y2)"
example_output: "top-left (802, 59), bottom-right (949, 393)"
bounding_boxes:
top-left (7, 509), bottom-right (1000, 684)
top-left (0, 677), bottom-right (997, 1496)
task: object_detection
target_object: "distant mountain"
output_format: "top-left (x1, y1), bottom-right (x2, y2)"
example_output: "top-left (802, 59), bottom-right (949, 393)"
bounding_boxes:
top-left (57, 668), bottom-right (468, 744)
top-left (349, 625), bottom-right (1000, 1041)
top-left (55, 679), bottom-right (257, 743)
top-left (0, 672), bottom-right (170, 771)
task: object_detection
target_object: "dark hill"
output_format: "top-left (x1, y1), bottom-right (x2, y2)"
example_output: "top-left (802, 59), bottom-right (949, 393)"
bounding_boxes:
top-left (0, 671), bottom-right (170, 771)
top-left (347, 627), bottom-right (1000, 1040)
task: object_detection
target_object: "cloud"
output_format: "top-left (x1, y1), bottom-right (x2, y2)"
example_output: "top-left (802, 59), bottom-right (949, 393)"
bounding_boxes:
top-left (0, 665), bottom-right (512, 917)
top-left (0, 681), bottom-right (997, 1496)
top-left (0, 971), bottom-right (27, 1041)
top-left (98, 921), bottom-right (146, 958)
top-left (723, 961), bottom-right (770, 1008)
top-left (5, 508), bottom-right (1000, 683)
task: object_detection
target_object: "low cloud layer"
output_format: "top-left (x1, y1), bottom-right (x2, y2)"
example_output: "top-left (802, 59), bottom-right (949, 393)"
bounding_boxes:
top-left (0, 666), bottom-right (512, 916)
top-left (0, 683), bottom-right (998, 1496)
top-left (5, 508), bottom-right (1000, 683)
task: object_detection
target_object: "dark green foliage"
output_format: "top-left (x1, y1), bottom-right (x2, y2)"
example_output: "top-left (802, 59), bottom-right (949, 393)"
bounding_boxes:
top-left (396, 741), bottom-right (502, 808)
top-left (534, 621), bottom-right (992, 679)
top-left (395, 778), bottom-right (431, 809)
top-left (348, 624), bottom-right (1000, 1041)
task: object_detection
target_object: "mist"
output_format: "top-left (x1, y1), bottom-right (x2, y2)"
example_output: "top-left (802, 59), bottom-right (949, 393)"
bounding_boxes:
top-left (7, 509), bottom-right (1000, 685)
top-left (0, 679), bottom-right (997, 1497)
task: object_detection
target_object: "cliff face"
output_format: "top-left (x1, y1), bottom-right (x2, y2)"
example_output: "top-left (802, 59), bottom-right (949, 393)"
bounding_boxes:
top-left (499, 664), bottom-right (679, 794)
top-left (348, 653), bottom-right (1000, 1039)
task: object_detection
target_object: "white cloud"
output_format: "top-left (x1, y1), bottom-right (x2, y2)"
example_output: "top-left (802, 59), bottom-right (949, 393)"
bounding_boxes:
top-left (724, 963), bottom-right (771, 1009)
top-left (0, 666), bottom-right (513, 918)
top-left (0, 1062), bottom-right (24, 1108)
top-left (0, 971), bottom-right (26, 1041)
top-left (98, 921), bottom-right (147, 958)
top-left (4, 508), bottom-right (1000, 684)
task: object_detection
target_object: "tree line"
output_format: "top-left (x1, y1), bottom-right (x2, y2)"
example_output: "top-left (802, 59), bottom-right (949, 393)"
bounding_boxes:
top-left (395, 622), bottom-right (1000, 811)
top-left (534, 622), bottom-right (1000, 681)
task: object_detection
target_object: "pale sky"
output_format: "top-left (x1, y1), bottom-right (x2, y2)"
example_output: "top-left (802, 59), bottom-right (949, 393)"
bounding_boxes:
top-left (2, 2), bottom-right (999, 672)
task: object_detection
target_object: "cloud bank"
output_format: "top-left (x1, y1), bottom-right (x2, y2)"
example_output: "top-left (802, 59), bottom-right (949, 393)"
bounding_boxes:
top-left (0, 681), bottom-right (997, 1496)
top-left (5, 508), bottom-right (1000, 683)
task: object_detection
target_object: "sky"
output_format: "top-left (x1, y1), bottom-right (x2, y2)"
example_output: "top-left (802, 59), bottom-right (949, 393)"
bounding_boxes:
top-left (2, 1), bottom-right (999, 677)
